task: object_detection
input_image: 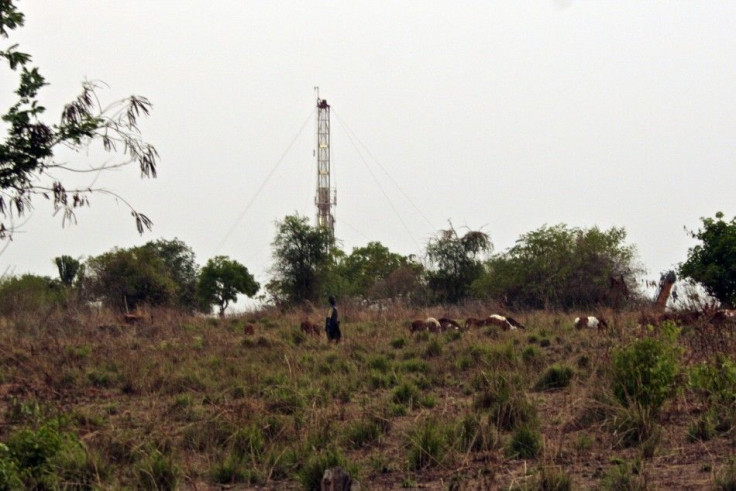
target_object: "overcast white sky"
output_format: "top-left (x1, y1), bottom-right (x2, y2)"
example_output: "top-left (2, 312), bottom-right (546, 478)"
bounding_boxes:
top-left (2, 1), bottom-right (735, 295)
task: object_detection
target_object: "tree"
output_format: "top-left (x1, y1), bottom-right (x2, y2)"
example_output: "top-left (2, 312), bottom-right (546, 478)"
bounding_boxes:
top-left (82, 246), bottom-right (176, 311)
top-left (425, 224), bottom-right (492, 303)
top-left (336, 241), bottom-right (411, 298)
top-left (680, 212), bottom-right (736, 308)
top-left (197, 256), bottom-right (259, 317)
top-left (53, 255), bottom-right (80, 286)
top-left (143, 238), bottom-right (199, 310)
top-left (0, 273), bottom-right (66, 315)
top-left (81, 238), bottom-right (201, 312)
top-left (268, 214), bottom-right (334, 305)
top-left (0, 2), bottom-right (158, 239)
top-left (474, 224), bottom-right (641, 310)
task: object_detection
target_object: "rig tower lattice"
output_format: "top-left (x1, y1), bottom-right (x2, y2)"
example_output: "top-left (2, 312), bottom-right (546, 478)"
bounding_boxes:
top-left (314, 87), bottom-right (335, 238)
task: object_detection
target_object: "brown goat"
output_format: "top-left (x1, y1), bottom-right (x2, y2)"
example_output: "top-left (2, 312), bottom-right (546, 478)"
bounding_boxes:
top-left (439, 317), bottom-right (462, 331)
top-left (574, 316), bottom-right (608, 329)
top-left (487, 314), bottom-right (526, 330)
top-left (300, 320), bottom-right (321, 336)
top-left (464, 317), bottom-right (486, 329)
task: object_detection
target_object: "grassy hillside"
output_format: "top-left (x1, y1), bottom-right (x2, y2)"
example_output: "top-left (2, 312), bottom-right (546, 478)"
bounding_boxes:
top-left (0, 303), bottom-right (733, 489)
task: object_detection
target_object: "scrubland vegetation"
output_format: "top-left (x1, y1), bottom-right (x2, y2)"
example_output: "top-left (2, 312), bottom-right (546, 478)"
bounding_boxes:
top-left (0, 302), bottom-right (733, 489)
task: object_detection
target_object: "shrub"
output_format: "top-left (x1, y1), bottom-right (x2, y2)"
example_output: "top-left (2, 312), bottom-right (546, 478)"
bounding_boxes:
top-left (535, 465), bottom-right (572, 491)
top-left (0, 444), bottom-right (21, 490)
top-left (406, 419), bottom-right (449, 470)
top-left (136, 449), bottom-right (181, 490)
top-left (345, 413), bottom-right (390, 449)
top-left (687, 411), bottom-right (717, 442)
top-left (390, 337), bottom-right (407, 349)
top-left (522, 345), bottom-right (542, 367)
top-left (507, 425), bottom-right (543, 459)
top-left (211, 454), bottom-right (248, 484)
top-left (611, 337), bottom-right (681, 415)
top-left (6, 421), bottom-right (103, 489)
top-left (473, 372), bottom-right (537, 431)
top-left (607, 404), bottom-right (661, 450)
top-left (690, 356), bottom-right (736, 433)
top-left (535, 364), bottom-right (574, 391)
top-left (368, 355), bottom-right (391, 372)
top-left (297, 448), bottom-right (347, 491)
top-left (457, 413), bottom-right (498, 453)
top-left (715, 458), bottom-right (736, 490)
top-left (393, 382), bottom-right (420, 410)
top-left (422, 339), bottom-right (443, 358)
top-left (600, 460), bottom-right (646, 490)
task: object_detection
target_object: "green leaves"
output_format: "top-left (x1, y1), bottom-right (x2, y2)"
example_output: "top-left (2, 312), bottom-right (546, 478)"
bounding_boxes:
top-left (680, 212), bottom-right (736, 307)
top-left (475, 224), bottom-right (640, 310)
top-left (426, 225), bottom-right (491, 303)
top-left (0, 2), bottom-right (158, 238)
top-left (198, 256), bottom-right (259, 316)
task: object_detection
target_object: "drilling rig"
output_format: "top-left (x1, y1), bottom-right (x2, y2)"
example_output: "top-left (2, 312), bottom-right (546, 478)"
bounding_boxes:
top-left (314, 87), bottom-right (335, 239)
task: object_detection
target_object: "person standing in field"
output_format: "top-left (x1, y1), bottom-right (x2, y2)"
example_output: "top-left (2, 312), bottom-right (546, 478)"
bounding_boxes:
top-left (326, 295), bottom-right (341, 343)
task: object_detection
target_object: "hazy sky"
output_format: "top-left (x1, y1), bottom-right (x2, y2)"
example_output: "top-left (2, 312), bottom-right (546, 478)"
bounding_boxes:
top-left (2, 1), bottom-right (735, 296)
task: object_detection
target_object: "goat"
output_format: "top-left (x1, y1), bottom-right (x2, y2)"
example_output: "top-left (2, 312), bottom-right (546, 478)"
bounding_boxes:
top-left (300, 320), bottom-right (321, 336)
top-left (439, 317), bottom-right (462, 331)
top-left (487, 314), bottom-right (526, 330)
top-left (574, 316), bottom-right (608, 329)
top-left (464, 317), bottom-right (486, 329)
top-left (425, 317), bottom-right (442, 332)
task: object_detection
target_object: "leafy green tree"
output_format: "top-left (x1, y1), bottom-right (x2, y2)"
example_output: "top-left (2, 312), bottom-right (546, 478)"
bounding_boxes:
top-left (336, 241), bottom-right (413, 298)
top-left (82, 247), bottom-right (176, 311)
top-left (474, 224), bottom-right (641, 310)
top-left (198, 256), bottom-right (259, 316)
top-left (0, 274), bottom-right (65, 315)
top-left (426, 224), bottom-right (492, 303)
top-left (268, 214), bottom-right (334, 305)
top-left (143, 238), bottom-right (199, 310)
top-left (680, 212), bottom-right (736, 308)
top-left (0, 2), bottom-right (158, 238)
top-left (53, 255), bottom-right (80, 286)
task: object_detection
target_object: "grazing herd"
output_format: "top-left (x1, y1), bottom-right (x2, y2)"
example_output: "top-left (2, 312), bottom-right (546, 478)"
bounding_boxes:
top-left (409, 314), bottom-right (527, 334)
top-left (255, 306), bottom-right (736, 341)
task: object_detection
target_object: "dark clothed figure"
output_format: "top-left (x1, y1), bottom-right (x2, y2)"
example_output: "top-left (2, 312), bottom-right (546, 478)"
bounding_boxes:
top-left (325, 295), bottom-right (341, 343)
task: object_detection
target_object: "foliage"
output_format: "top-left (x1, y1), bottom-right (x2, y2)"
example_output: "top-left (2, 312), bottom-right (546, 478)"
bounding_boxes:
top-left (715, 457), bottom-right (736, 491)
top-left (0, 1), bottom-right (158, 238)
top-left (83, 245), bottom-right (177, 310)
top-left (136, 448), bottom-right (181, 490)
top-left (426, 224), bottom-right (492, 303)
top-left (197, 256), bottom-right (259, 316)
top-left (474, 224), bottom-right (640, 309)
top-left (53, 255), bottom-right (80, 286)
top-left (2, 420), bottom-right (99, 489)
top-left (473, 372), bottom-right (537, 431)
top-left (297, 448), bottom-right (347, 491)
top-left (268, 214), bottom-right (334, 305)
top-left (0, 273), bottom-right (65, 315)
top-left (611, 337), bottom-right (681, 416)
top-left (534, 364), bottom-right (574, 391)
top-left (335, 241), bottom-right (422, 300)
top-left (689, 356), bottom-right (736, 432)
top-left (81, 238), bottom-right (202, 311)
top-left (600, 460), bottom-right (647, 491)
top-left (507, 425), bottom-right (543, 460)
top-left (144, 238), bottom-right (199, 310)
top-left (406, 418), bottom-right (450, 470)
top-left (680, 212), bottom-right (736, 307)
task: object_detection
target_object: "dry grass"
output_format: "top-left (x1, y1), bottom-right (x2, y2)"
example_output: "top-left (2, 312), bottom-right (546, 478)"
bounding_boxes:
top-left (0, 305), bottom-right (733, 488)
